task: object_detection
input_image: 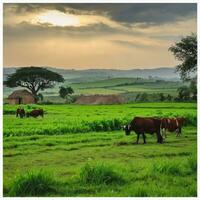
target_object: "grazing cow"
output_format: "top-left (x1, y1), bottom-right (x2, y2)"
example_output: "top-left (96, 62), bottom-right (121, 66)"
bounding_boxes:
top-left (123, 117), bottom-right (163, 144)
top-left (161, 117), bottom-right (185, 138)
top-left (26, 109), bottom-right (44, 118)
top-left (16, 108), bottom-right (25, 118)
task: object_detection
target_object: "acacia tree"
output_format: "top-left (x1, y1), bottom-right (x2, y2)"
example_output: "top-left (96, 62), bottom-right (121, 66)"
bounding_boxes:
top-left (169, 33), bottom-right (197, 81)
top-left (5, 66), bottom-right (64, 102)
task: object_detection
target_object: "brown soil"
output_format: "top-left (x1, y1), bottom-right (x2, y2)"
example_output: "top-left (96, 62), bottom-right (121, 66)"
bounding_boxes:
top-left (75, 94), bottom-right (124, 105)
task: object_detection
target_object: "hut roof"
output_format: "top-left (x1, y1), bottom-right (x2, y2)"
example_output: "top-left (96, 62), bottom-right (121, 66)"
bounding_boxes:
top-left (8, 90), bottom-right (33, 99)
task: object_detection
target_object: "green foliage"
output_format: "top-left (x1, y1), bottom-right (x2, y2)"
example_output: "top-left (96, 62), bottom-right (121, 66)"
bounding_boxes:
top-left (169, 33), bottom-right (197, 81)
top-left (80, 163), bottom-right (125, 185)
top-left (59, 86), bottom-right (74, 99)
top-left (9, 170), bottom-right (57, 197)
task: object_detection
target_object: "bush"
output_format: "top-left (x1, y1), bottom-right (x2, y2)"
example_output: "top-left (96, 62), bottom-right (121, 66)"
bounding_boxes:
top-left (9, 169), bottom-right (57, 197)
top-left (79, 163), bottom-right (125, 185)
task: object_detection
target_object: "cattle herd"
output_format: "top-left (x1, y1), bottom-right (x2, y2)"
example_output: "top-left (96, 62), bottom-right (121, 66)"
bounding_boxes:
top-left (15, 108), bottom-right (184, 144)
top-left (16, 108), bottom-right (44, 118)
top-left (123, 117), bottom-right (185, 144)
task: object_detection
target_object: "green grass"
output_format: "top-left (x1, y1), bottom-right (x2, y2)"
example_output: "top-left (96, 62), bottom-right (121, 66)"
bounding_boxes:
top-left (8, 170), bottom-right (57, 197)
top-left (79, 163), bottom-right (125, 185)
top-left (3, 103), bottom-right (197, 136)
top-left (3, 103), bottom-right (197, 197)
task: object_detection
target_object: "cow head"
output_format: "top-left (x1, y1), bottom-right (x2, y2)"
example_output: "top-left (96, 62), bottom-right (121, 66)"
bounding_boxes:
top-left (123, 124), bottom-right (131, 135)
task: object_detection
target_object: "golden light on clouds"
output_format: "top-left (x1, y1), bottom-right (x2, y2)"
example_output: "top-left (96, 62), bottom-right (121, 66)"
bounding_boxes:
top-left (3, 3), bottom-right (197, 69)
top-left (33, 10), bottom-right (80, 27)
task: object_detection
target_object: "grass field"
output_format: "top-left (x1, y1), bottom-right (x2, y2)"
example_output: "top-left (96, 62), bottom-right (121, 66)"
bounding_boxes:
top-left (3, 103), bottom-right (197, 197)
top-left (4, 78), bottom-right (184, 99)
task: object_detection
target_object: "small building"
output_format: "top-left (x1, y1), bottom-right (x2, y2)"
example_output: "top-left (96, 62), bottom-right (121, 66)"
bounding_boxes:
top-left (7, 89), bottom-right (35, 104)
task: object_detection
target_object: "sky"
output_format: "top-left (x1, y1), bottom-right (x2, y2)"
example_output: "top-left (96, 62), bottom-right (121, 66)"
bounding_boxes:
top-left (3, 3), bottom-right (197, 69)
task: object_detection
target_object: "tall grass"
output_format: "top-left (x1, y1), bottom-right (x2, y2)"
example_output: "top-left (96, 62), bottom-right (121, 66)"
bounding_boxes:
top-left (79, 163), bottom-right (125, 185)
top-left (151, 160), bottom-right (183, 176)
top-left (9, 169), bottom-right (57, 197)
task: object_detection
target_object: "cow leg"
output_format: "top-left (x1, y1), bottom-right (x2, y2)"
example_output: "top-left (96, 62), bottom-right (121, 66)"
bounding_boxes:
top-left (142, 133), bottom-right (146, 144)
top-left (164, 130), bottom-right (167, 138)
top-left (156, 131), bottom-right (163, 143)
top-left (161, 129), bottom-right (165, 139)
top-left (135, 134), bottom-right (140, 144)
top-left (176, 127), bottom-right (181, 137)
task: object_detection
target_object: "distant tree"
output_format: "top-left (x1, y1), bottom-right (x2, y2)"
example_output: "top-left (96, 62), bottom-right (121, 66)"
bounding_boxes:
top-left (59, 86), bottom-right (74, 99)
top-left (177, 86), bottom-right (191, 101)
top-left (5, 66), bottom-right (64, 103)
top-left (158, 93), bottom-right (165, 102)
top-left (138, 93), bottom-right (148, 102)
top-left (189, 80), bottom-right (197, 101)
top-left (166, 94), bottom-right (173, 102)
top-left (169, 33), bottom-right (197, 81)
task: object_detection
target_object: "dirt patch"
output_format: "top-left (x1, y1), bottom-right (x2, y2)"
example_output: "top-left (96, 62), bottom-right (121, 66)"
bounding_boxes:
top-left (75, 94), bottom-right (124, 105)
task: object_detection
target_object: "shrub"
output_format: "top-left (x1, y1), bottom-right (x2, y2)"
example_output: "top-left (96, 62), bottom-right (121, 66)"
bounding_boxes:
top-left (79, 163), bottom-right (125, 185)
top-left (9, 169), bottom-right (57, 197)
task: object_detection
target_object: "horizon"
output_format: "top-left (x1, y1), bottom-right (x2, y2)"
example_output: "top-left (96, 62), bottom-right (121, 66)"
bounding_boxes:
top-left (4, 3), bottom-right (197, 69)
top-left (3, 65), bottom-right (176, 71)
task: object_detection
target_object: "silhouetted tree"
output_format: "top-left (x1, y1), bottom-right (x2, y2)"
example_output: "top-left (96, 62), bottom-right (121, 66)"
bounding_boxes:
top-left (5, 66), bottom-right (64, 103)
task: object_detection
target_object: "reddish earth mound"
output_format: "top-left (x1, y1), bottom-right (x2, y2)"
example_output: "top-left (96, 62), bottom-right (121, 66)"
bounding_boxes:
top-left (75, 94), bottom-right (124, 105)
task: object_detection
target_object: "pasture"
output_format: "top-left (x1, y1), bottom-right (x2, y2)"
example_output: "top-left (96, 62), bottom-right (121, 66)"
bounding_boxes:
top-left (3, 103), bottom-right (197, 197)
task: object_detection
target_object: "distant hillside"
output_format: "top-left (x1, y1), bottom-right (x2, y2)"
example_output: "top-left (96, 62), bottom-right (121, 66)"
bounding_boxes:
top-left (4, 66), bottom-right (180, 83)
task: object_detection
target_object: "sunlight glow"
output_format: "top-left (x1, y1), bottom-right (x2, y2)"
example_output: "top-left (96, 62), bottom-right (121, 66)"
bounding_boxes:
top-left (34, 10), bottom-right (80, 27)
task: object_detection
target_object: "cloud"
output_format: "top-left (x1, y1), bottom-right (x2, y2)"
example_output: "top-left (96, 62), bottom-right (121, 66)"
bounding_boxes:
top-left (3, 3), bottom-right (197, 69)
top-left (4, 3), bottom-right (197, 26)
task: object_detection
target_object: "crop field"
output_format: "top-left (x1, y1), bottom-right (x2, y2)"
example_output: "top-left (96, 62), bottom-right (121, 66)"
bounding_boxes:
top-left (3, 103), bottom-right (197, 197)
top-left (69, 78), bottom-right (183, 95)
top-left (4, 78), bottom-right (183, 99)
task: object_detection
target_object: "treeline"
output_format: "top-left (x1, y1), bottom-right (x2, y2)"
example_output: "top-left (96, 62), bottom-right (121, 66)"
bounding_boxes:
top-left (123, 80), bottom-right (197, 103)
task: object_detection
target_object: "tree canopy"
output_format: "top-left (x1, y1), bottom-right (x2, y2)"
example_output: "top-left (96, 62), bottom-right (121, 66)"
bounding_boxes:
top-left (59, 86), bottom-right (74, 99)
top-left (5, 67), bottom-right (64, 102)
top-left (169, 33), bottom-right (197, 81)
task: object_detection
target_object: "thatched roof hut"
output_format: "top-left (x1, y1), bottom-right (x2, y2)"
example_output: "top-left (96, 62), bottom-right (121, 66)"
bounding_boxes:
top-left (8, 89), bottom-right (35, 104)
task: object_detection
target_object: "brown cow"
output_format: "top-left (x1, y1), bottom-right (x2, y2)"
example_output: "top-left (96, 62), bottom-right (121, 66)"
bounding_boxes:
top-left (16, 108), bottom-right (25, 118)
top-left (161, 117), bottom-right (185, 138)
top-left (123, 117), bottom-right (163, 144)
top-left (26, 109), bottom-right (44, 118)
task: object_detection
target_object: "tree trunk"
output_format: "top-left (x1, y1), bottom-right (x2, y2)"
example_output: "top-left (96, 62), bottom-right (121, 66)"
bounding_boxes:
top-left (31, 90), bottom-right (38, 104)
